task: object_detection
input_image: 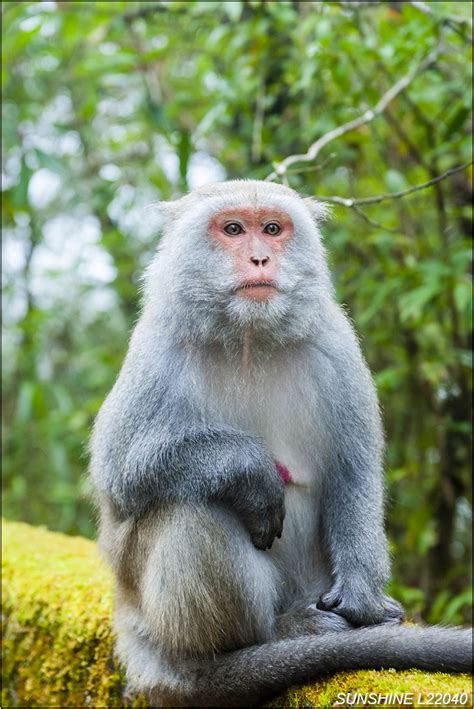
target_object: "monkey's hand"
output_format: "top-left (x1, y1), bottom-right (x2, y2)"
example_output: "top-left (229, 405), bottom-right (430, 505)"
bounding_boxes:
top-left (225, 464), bottom-right (285, 551)
top-left (317, 577), bottom-right (405, 627)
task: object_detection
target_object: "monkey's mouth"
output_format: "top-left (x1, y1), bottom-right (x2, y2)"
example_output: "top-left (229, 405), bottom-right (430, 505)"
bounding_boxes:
top-left (235, 281), bottom-right (279, 300)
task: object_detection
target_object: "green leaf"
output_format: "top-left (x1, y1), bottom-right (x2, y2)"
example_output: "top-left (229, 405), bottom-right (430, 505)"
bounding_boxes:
top-left (443, 106), bottom-right (470, 140)
top-left (11, 156), bottom-right (31, 209)
top-left (34, 149), bottom-right (68, 177)
top-left (398, 283), bottom-right (441, 323)
top-left (15, 381), bottom-right (35, 424)
top-left (384, 169), bottom-right (409, 193)
top-left (453, 281), bottom-right (471, 315)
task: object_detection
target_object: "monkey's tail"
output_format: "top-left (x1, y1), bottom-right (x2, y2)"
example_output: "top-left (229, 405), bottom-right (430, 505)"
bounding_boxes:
top-left (172, 625), bottom-right (472, 707)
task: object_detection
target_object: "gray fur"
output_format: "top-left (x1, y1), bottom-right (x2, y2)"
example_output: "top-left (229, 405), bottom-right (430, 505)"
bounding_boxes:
top-left (90, 181), bottom-right (472, 707)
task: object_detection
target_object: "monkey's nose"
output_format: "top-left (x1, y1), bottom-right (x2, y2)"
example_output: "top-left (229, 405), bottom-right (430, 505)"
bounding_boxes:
top-left (250, 256), bottom-right (270, 267)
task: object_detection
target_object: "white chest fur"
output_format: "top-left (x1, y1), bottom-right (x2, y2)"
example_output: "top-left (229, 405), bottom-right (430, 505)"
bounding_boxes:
top-left (195, 347), bottom-right (330, 595)
top-left (200, 347), bottom-right (328, 490)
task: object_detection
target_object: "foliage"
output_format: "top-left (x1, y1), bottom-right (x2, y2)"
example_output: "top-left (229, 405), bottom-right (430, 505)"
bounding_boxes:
top-left (2, 519), bottom-right (471, 708)
top-left (2, 1), bottom-right (472, 623)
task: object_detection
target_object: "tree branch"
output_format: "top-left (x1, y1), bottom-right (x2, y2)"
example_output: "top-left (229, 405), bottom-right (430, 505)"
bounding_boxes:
top-left (351, 204), bottom-right (399, 232)
top-left (321, 162), bottom-right (473, 208)
top-left (265, 45), bottom-right (441, 181)
top-left (286, 153), bottom-right (337, 176)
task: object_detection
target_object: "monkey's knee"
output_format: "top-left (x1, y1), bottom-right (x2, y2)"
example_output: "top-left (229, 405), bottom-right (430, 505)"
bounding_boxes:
top-left (139, 504), bottom-right (279, 660)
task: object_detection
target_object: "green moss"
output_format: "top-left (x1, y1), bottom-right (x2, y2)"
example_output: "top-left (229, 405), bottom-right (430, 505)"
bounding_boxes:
top-left (2, 519), bottom-right (147, 707)
top-left (2, 519), bottom-right (472, 708)
top-left (267, 669), bottom-right (473, 707)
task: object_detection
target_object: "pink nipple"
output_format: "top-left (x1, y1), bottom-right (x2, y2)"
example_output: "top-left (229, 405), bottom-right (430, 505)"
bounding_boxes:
top-left (275, 461), bottom-right (292, 485)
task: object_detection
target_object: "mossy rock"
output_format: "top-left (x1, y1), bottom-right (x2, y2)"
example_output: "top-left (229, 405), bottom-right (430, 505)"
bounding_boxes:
top-left (2, 519), bottom-right (146, 708)
top-left (2, 519), bottom-right (472, 708)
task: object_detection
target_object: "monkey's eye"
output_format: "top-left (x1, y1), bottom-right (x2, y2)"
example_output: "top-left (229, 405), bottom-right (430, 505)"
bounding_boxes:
top-left (263, 222), bottom-right (281, 236)
top-left (223, 222), bottom-right (244, 236)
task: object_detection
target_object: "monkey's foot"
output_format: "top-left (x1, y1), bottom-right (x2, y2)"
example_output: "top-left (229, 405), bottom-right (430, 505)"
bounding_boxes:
top-left (317, 579), bottom-right (405, 627)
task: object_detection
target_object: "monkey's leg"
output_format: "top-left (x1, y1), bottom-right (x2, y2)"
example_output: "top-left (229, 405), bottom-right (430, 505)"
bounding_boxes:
top-left (114, 503), bottom-right (281, 703)
top-left (275, 603), bottom-right (352, 639)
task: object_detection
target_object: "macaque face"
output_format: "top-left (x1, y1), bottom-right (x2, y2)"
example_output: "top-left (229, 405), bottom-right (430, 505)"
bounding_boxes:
top-left (208, 206), bottom-right (294, 301)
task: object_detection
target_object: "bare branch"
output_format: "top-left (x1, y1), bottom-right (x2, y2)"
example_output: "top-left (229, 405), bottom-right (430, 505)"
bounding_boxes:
top-left (265, 45), bottom-right (441, 181)
top-left (351, 204), bottom-right (399, 232)
top-left (321, 161), bottom-right (473, 208)
top-left (286, 153), bottom-right (337, 176)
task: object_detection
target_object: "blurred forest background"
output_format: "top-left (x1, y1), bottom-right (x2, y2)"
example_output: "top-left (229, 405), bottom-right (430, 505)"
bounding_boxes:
top-left (2, 1), bottom-right (472, 625)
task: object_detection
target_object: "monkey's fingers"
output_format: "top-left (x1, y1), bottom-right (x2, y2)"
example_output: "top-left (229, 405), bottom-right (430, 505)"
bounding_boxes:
top-left (380, 595), bottom-right (405, 623)
top-left (317, 584), bottom-right (344, 612)
top-left (276, 504), bottom-right (285, 538)
top-left (249, 522), bottom-right (275, 551)
top-left (247, 506), bottom-right (283, 550)
top-left (269, 499), bottom-right (285, 544)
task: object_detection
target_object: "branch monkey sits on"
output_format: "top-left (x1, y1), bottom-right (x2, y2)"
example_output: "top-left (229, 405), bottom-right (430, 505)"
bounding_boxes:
top-left (90, 180), bottom-right (472, 708)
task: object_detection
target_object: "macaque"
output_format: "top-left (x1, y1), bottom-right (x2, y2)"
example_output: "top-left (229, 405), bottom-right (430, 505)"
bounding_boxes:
top-left (90, 180), bottom-right (471, 707)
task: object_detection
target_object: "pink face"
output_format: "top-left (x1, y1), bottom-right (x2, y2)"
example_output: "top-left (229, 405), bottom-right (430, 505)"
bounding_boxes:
top-left (208, 206), bottom-right (294, 301)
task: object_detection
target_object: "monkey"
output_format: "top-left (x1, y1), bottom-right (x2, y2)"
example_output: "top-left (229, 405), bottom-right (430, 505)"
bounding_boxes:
top-left (89, 180), bottom-right (472, 708)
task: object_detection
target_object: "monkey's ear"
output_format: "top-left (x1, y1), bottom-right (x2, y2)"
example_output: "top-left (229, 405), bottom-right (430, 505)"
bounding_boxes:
top-left (302, 198), bottom-right (332, 224)
top-left (147, 198), bottom-right (185, 231)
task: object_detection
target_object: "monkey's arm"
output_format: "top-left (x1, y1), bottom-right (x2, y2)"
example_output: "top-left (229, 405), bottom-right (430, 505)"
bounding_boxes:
top-left (315, 316), bottom-right (403, 626)
top-left (89, 363), bottom-right (284, 550)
